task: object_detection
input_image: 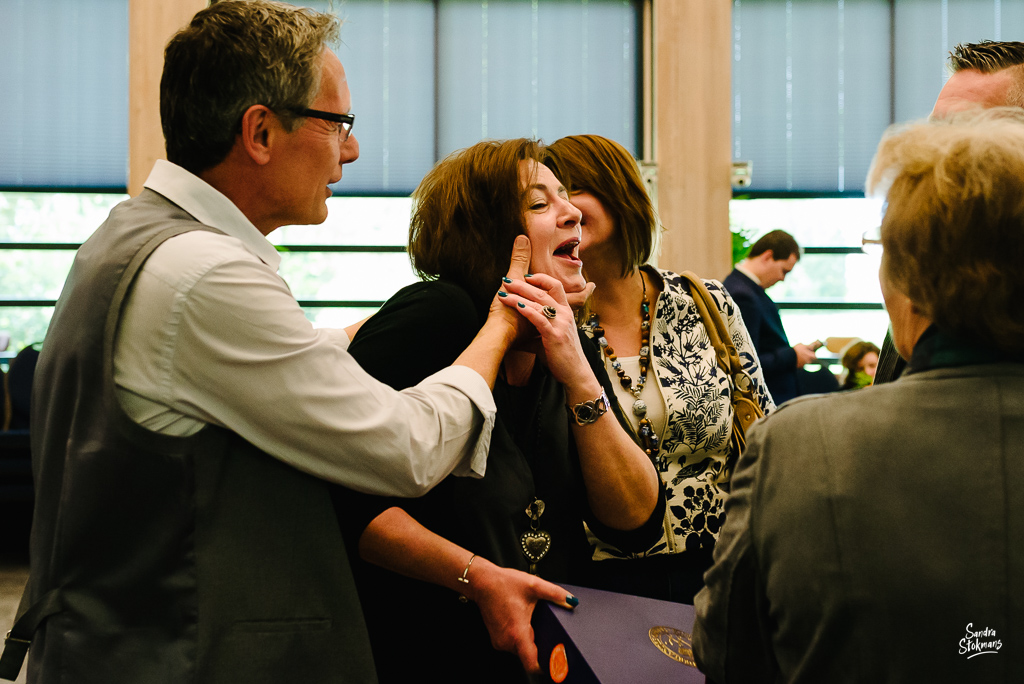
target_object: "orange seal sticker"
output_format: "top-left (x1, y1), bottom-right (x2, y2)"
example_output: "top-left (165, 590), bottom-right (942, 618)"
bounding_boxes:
top-left (648, 626), bottom-right (697, 667)
top-left (549, 643), bottom-right (569, 683)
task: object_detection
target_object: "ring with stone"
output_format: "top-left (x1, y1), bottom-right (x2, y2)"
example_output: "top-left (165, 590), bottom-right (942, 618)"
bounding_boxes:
top-left (542, 305), bottom-right (558, 319)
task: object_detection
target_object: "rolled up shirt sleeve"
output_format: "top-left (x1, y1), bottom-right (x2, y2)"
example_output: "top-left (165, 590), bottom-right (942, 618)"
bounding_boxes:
top-left (114, 231), bottom-right (495, 497)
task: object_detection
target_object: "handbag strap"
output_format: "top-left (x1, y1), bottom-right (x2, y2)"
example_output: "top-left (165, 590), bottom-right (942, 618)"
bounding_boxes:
top-left (680, 273), bottom-right (765, 481)
top-left (680, 272), bottom-right (742, 378)
top-left (680, 272), bottom-right (763, 406)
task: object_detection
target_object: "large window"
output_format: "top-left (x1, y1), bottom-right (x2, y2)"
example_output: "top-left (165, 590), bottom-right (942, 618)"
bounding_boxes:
top-left (0, 0), bottom-right (641, 358)
top-left (729, 198), bottom-right (886, 362)
top-left (5, 0), bottom-right (1018, 361)
top-left (0, 0), bottom-right (130, 190)
top-left (0, 192), bottom-right (126, 353)
top-left (730, 0), bottom-right (1022, 361)
top-left (308, 0), bottom-right (641, 194)
top-left (732, 0), bottom-right (1024, 194)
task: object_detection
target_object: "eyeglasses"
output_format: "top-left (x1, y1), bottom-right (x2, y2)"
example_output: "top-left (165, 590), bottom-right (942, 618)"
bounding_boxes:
top-left (293, 108), bottom-right (355, 142)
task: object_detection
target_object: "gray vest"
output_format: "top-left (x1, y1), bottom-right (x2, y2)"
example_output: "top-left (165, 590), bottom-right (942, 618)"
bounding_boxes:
top-left (8, 190), bottom-right (376, 683)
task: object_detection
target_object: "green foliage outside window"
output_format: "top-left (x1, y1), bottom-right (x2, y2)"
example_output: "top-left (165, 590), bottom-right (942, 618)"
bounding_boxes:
top-left (0, 192), bottom-right (125, 352)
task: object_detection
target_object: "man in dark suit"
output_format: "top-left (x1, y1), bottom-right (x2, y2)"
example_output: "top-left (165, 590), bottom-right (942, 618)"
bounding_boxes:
top-left (723, 230), bottom-right (820, 404)
top-left (875, 40), bottom-right (1024, 385)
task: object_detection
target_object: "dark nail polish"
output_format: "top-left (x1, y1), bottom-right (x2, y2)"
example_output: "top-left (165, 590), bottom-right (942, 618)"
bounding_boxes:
top-left (524, 273), bottom-right (534, 278)
top-left (518, 302), bottom-right (526, 308)
top-left (566, 595), bottom-right (579, 607)
top-left (502, 277), bottom-right (513, 284)
top-left (498, 291), bottom-right (507, 297)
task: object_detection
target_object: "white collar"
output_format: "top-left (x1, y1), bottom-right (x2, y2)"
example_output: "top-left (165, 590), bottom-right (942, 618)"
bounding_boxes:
top-left (143, 159), bottom-right (281, 271)
top-left (734, 262), bottom-right (762, 287)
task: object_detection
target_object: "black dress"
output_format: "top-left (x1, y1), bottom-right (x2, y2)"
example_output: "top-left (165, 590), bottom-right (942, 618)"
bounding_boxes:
top-left (334, 280), bottom-right (662, 683)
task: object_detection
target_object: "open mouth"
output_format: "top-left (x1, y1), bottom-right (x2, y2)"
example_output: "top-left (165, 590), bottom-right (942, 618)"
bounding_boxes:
top-left (553, 238), bottom-right (581, 264)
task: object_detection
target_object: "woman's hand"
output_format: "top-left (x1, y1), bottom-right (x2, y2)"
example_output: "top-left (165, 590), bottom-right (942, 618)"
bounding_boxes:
top-left (461, 556), bottom-right (579, 673)
top-left (359, 508), bottom-right (579, 674)
top-left (499, 271), bottom-right (597, 390)
top-left (501, 273), bottom-right (661, 533)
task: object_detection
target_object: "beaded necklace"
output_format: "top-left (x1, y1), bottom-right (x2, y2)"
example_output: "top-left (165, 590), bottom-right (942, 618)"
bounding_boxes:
top-left (585, 272), bottom-right (660, 458)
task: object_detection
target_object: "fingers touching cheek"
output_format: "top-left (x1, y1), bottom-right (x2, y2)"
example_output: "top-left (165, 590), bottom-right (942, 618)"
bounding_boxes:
top-left (501, 277), bottom-right (555, 303)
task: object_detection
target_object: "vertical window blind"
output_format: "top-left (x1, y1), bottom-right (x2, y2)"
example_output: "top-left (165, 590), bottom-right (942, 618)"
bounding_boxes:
top-left (435, 1), bottom-right (638, 157)
top-left (0, 0), bottom-right (129, 189)
top-left (732, 0), bottom-right (1024, 194)
top-left (0, 0), bottom-right (638, 194)
top-left (893, 0), bottom-right (1024, 121)
top-left (5, 1), bottom-right (1018, 195)
top-left (330, 0), bottom-right (639, 195)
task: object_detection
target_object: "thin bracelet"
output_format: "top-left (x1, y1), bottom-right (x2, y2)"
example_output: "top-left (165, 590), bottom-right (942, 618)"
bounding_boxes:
top-left (457, 553), bottom-right (477, 603)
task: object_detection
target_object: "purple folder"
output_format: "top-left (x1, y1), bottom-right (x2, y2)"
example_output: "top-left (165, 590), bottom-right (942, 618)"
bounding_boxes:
top-left (531, 583), bottom-right (705, 683)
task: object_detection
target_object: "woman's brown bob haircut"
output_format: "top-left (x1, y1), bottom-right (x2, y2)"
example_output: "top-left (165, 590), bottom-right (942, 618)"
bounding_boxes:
top-left (409, 139), bottom-right (543, 310)
top-left (543, 135), bottom-right (656, 277)
top-left (866, 107), bottom-right (1024, 355)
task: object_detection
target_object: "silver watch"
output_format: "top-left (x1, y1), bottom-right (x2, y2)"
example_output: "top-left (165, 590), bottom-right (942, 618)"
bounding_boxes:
top-left (567, 389), bottom-right (609, 425)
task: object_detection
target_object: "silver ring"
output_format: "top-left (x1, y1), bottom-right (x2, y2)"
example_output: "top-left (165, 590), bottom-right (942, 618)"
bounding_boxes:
top-left (542, 305), bottom-right (558, 319)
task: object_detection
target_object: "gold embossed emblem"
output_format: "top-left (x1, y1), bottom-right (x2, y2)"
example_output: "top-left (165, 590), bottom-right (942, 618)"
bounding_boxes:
top-left (648, 626), bottom-right (696, 667)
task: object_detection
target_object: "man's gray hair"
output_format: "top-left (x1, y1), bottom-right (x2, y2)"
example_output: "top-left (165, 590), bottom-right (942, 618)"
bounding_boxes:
top-left (160, 0), bottom-right (340, 174)
top-left (866, 107), bottom-right (1024, 354)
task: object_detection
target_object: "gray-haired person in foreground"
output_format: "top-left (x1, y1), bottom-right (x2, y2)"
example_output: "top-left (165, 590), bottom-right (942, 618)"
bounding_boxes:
top-left (874, 40), bottom-right (1024, 384)
top-left (0, 2), bottom-right (563, 682)
top-left (695, 107), bottom-right (1024, 683)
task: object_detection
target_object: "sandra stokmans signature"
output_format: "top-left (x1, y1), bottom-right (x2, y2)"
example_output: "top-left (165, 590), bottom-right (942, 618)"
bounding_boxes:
top-left (959, 623), bottom-right (1002, 659)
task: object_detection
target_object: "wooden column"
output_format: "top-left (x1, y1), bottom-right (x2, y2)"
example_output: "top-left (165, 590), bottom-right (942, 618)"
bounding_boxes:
top-left (651, 0), bottom-right (732, 280)
top-left (128, 0), bottom-right (206, 196)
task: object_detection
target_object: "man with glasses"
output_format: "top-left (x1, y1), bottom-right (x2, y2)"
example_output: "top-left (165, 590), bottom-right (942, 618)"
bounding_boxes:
top-left (1, 3), bottom-right (533, 682)
top-left (874, 40), bottom-right (1024, 385)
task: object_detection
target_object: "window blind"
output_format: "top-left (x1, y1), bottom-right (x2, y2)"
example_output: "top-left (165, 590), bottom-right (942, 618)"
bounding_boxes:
top-left (0, 0), bottom-right (129, 189)
top-left (733, 0), bottom-right (1024, 194)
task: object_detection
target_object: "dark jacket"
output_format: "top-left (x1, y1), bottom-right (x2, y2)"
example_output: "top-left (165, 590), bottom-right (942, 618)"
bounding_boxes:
top-left (694, 332), bottom-right (1024, 682)
top-left (723, 269), bottom-right (798, 404)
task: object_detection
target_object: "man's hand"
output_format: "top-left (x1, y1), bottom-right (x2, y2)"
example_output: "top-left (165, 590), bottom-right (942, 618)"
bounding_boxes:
top-left (793, 342), bottom-right (819, 369)
top-left (463, 557), bottom-right (579, 673)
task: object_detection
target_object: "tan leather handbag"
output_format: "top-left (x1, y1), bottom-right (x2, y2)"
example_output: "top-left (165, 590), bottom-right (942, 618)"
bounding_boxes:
top-left (680, 272), bottom-right (765, 470)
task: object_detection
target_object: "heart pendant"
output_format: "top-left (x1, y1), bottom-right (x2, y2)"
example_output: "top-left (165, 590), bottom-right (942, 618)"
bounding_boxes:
top-left (520, 530), bottom-right (552, 564)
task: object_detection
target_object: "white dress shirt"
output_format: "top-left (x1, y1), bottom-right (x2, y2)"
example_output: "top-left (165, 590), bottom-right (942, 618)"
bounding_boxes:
top-left (113, 160), bottom-right (495, 496)
top-left (734, 261), bottom-right (762, 287)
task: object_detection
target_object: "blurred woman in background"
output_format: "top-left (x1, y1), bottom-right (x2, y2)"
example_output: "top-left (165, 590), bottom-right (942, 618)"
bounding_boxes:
top-left (840, 339), bottom-right (880, 390)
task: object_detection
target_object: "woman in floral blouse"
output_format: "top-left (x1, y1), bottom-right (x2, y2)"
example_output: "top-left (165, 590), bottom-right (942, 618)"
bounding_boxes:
top-left (544, 135), bottom-right (774, 603)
